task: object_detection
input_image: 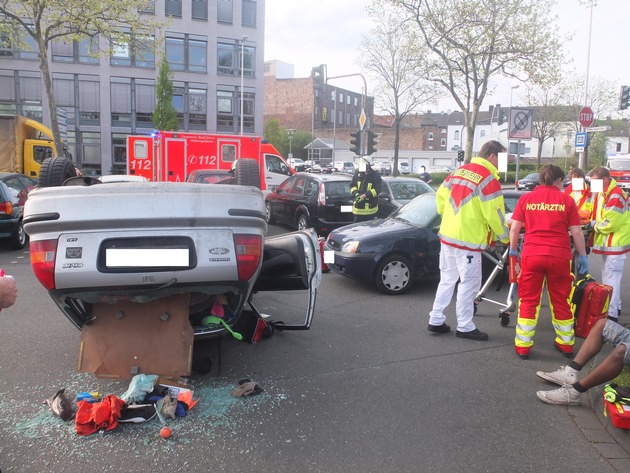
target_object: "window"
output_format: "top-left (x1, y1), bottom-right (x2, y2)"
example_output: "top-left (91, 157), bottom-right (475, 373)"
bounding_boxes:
top-left (112, 133), bottom-right (129, 173)
top-left (338, 110), bottom-right (343, 125)
top-left (139, 1), bottom-right (155, 13)
top-left (0, 71), bottom-right (16, 103)
top-left (354, 97), bottom-right (358, 107)
top-left (111, 32), bottom-right (154, 68)
top-left (339, 93), bottom-right (343, 103)
top-left (346, 95), bottom-right (350, 105)
top-left (242, 0), bottom-right (257, 26)
top-left (241, 91), bottom-right (254, 132)
top-left (217, 89), bottom-right (234, 131)
top-left (78, 38), bottom-right (99, 64)
top-left (20, 72), bottom-right (42, 119)
top-left (165, 0), bottom-right (182, 17)
top-left (217, 40), bottom-right (253, 77)
top-left (188, 86), bottom-right (207, 129)
top-left (167, 34), bottom-right (206, 73)
top-left (78, 75), bottom-right (100, 125)
top-left (218, 0), bottom-right (233, 23)
top-left (440, 138), bottom-right (446, 147)
top-left (18, 26), bottom-right (38, 60)
top-left (192, 0), bottom-right (208, 20)
top-left (428, 132), bottom-right (434, 141)
top-left (480, 130), bottom-right (486, 137)
top-left (0, 31), bottom-right (13, 57)
top-left (454, 130), bottom-right (460, 140)
top-left (111, 78), bottom-right (131, 127)
top-left (53, 73), bottom-right (76, 125)
top-left (330, 91), bottom-right (335, 101)
top-left (136, 79), bottom-right (155, 128)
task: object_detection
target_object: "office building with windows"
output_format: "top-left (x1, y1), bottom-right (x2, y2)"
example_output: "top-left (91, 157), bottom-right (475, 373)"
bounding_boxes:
top-left (0, 0), bottom-right (264, 175)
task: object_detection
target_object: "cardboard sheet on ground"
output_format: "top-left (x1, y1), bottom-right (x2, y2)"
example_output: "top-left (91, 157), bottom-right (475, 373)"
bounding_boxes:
top-left (78, 294), bottom-right (194, 379)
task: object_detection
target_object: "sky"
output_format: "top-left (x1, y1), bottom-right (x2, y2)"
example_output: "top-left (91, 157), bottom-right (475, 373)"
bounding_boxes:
top-left (264, 0), bottom-right (630, 113)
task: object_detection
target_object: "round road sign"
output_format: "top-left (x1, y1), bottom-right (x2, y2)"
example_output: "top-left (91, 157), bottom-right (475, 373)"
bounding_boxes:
top-left (579, 106), bottom-right (594, 128)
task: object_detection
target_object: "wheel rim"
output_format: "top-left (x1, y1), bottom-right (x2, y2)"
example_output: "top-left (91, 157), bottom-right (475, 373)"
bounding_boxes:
top-left (16, 224), bottom-right (26, 246)
top-left (266, 202), bottom-right (272, 223)
top-left (381, 260), bottom-right (410, 292)
top-left (298, 216), bottom-right (308, 230)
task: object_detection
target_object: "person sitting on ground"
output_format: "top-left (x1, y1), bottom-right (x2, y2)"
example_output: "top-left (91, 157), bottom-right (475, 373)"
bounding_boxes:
top-left (536, 318), bottom-right (629, 406)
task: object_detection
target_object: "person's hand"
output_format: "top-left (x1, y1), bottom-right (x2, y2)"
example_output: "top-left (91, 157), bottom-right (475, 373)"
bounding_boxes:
top-left (588, 220), bottom-right (596, 229)
top-left (0, 276), bottom-right (18, 309)
top-left (509, 248), bottom-right (519, 259)
top-left (577, 255), bottom-right (589, 276)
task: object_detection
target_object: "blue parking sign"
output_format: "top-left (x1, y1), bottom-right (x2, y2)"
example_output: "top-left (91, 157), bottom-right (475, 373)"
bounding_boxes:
top-left (575, 132), bottom-right (587, 148)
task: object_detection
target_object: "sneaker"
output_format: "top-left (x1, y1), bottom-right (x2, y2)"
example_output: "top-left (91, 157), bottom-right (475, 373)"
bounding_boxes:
top-left (536, 384), bottom-right (581, 406)
top-left (554, 342), bottom-right (573, 358)
top-left (536, 365), bottom-right (578, 386)
top-left (119, 404), bottom-right (157, 423)
top-left (428, 323), bottom-right (451, 334)
top-left (455, 328), bottom-right (488, 341)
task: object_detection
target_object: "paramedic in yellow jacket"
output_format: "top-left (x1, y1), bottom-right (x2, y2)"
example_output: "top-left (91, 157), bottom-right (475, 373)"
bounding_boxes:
top-left (587, 166), bottom-right (630, 321)
top-left (350, 156), bottom-right (382, 222)
top-left (427, 140), bottom-right (509, 341)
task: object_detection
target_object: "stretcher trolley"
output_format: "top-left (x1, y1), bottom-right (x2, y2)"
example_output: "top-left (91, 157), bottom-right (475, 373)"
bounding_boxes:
top-left (474, 244), bottom-right (517, 327)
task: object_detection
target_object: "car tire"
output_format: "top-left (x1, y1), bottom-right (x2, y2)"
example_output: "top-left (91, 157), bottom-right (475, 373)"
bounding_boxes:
top-left (296, 213), bottom-right (310, 231)
top-left (375, 254), bottom-right (413, 295)
top-left (266, 201), bottom-right (277, 224)
top-left (233, 158), bottom-right (261, 189)
top-left (12, 220), bottom-right (27, 250)
top-left (38, 157), bottom-right (76, 187)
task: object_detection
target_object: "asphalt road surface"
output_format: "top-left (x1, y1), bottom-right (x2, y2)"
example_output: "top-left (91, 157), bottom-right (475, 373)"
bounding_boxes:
top-left (1, 233), bottom-right (629, 472)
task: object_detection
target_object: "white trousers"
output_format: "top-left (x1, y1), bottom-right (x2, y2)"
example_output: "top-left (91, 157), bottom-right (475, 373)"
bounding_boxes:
top-left (602, 253), bottom-right (626, 317)
top-left (429, 244), bottom-right (482, 332)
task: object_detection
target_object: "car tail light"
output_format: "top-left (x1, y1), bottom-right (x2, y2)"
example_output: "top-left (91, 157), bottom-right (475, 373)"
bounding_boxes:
top-left (30, 239), bottom-right (58, 290)
top-left (318, 183), bottom-right (326, 206)
top-left (234, 234), bottom-right (262, 282)
top-left (0, 201), bottom-right (12, 215)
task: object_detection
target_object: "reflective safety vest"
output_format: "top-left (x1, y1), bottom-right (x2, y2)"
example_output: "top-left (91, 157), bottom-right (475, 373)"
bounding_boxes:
top-left (590, 179), bottom-right (630, 255)
top-left (564, 184), bottom-right (594, 224)
top-left (351, 168), bottom-right (382, 216)
top-left (436, 158), bottom-right (508, 251)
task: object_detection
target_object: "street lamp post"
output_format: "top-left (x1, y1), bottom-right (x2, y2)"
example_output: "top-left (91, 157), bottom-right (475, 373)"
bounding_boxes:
top-left (287, 129), bottom-right (295, 159)
top-left (240, 35), bottom-right (248, 135)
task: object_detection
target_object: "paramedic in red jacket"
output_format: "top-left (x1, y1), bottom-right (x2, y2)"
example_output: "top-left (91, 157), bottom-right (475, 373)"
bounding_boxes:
top-left (509, 165), bottom-right (588, 359)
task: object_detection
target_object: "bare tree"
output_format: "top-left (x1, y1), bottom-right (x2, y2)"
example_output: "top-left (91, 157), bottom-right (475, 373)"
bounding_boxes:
top-left (387, 0), bottom-right (566, 161)
top-left (359, 4), bottom-right (439, 175)
top-left (0, 1), bottom-right (163, 157)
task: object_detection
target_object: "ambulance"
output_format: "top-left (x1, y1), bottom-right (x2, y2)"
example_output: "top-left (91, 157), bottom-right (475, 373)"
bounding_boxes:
top-left (127, 131), bottom-right (293, 191)
top-left (606, 154), bottom-right (630, 190)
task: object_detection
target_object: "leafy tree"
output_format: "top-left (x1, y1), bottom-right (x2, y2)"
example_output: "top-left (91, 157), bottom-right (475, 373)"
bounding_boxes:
top-left (586, 131), bottom-right (608, 168)
top-left (359, 4), bottom-right (439, 175)
top-left (0, 1), bottom-right (162, 157)
top-left (387, 0), bottom-right (566, 161)
top-left (263, 119), bottom-right (311, 160)
top-left (264, 119), bottom-right (284, 150)
top-left (153, 56), bottom-right (178, 131)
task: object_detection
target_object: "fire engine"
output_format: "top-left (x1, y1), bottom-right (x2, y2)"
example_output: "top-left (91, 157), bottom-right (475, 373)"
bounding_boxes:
top-left (606, 154), bottom-right (630, 190)
top-left (127, 131), bottom-right (293, 191)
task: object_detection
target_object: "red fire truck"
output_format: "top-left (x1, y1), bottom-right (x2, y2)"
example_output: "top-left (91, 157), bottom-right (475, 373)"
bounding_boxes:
top-left (606, 154), bottom-right (630, 190)
top-left (127, 131), bottom-right (293, 191)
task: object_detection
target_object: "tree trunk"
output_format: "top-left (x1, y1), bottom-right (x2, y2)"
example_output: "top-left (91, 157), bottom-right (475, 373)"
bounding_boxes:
top-left (393, 116), bottom-right (401, 176)
top-left (38, 40), bottom-right (64, 158)
top-left (537, 139), bottom-right (544, 169)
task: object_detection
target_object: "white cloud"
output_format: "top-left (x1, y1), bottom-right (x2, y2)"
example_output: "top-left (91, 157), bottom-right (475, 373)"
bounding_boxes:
top-left (264, 0), bottom-right (630, 111)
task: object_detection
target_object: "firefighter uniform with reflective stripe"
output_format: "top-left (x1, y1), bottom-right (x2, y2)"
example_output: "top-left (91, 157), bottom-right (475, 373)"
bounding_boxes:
top-left (590, 178), bottom-right (630, 319)
top-left (511, 185), bottom-right (581, 357)
top-left (429, 158), bottom-right (508, 332)
top-left (350, 165), bottom-right (382, 220)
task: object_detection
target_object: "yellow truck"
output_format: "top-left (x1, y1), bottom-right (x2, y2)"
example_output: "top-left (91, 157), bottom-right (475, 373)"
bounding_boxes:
top-left (0, 115), bottom-right (57, 178)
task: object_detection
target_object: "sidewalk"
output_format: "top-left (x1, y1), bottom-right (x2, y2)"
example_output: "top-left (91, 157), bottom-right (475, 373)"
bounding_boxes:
top-left (569, 343), bottom-right (630, 471)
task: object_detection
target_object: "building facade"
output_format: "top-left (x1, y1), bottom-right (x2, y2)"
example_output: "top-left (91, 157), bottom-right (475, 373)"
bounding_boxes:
top-left (0, 0), bottom-right (265, 175)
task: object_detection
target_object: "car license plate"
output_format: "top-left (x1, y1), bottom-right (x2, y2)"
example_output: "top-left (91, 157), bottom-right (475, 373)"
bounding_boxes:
top-left (340, 205), bottom-right (353, 213)
top-left (106, 248), bottom-right (189, 268)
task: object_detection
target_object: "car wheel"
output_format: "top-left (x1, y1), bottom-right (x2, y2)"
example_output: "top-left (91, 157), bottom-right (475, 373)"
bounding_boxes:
top-left (12, 221), bottom-right (27, 250)
top-left (38, 157), bottom-right (77, 187)
top-left (375, 254), bottom-right (413, 295)
top-left (266, 201), bottom-right (277, 224)
top-left (297, 213), bottom-right (310, 230)
top-left (233, 158), bottom-right (261, 189)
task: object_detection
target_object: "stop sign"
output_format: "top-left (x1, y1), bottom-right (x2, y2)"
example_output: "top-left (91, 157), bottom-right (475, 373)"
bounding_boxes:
top-left (579, 106), bottom-right (594, 128)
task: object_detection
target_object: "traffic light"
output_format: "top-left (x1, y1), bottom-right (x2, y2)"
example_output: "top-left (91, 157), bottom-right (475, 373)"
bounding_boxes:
top-left (350, 130), bottom-right (362, 155)
top-left (311, 64), bottom-right (326, 91)
top-left (457, 150), bottom-right (465, 162)
top-left (366, 130), bottom-right (378, 155)
top-left (498, 109), bottom-right (506, 125)
top-left (619, 85), bottom-right (630, 110)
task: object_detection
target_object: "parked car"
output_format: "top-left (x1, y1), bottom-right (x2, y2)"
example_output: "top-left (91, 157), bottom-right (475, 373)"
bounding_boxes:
top-left (428, 165), bottom-right (456, 174)
top-left (265, 173), bottom-right (354, 236)
top-left (399, 162), bottom-right (411, 175)
top-left (517, 173), bottom-right (540, 191)
top-left (377, 176), bottom-right (434, 218)
top-left (288, 158), bottom-right (307, 172)
top-left (372, 161), bottom-right (392, 176)
top-left (334, 161), bottom-right (356, 174)
top-left (321, 163), bottom-right (338, 174)
top-left (325, 190), bottom-right (525, 295)
top-left (304, 160), bottom-right (322, 173)
top-left (0, 172), bottom-right (37, 249)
